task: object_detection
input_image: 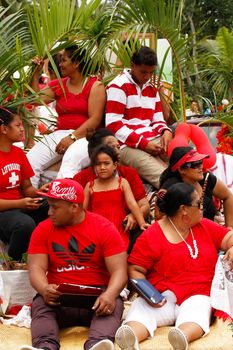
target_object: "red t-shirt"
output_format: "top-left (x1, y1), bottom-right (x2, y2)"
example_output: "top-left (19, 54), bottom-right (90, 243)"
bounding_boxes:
top-left (49, 76), bottom-right (97, 130)
top-left (73, 165), bottom-right (146, 202)
top-left (0, 146), bottom-right (34, 199)
top-left (128, 218), bottom-right (229, 305)
top-left (28, 211), bottom-right (126, 286)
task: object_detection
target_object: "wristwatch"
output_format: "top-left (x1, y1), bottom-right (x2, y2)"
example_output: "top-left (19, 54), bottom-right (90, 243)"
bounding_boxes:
top-left (69, 133), bottom-right (77, 142)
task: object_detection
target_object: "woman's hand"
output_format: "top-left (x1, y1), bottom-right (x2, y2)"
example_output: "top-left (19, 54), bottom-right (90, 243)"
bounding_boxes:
top-left (55, 136), bottom-right (74, 154)
top-left (21, 197), bottom-right (45, 210)
top-left (32, 56), bottom-right (44, 69)
top-left (123, 214), bottom-right (138, 231)
top-left (222, 246), bottom-right (233, 270)
top-left (140, 222), bottom-right (150, 231)
top-left (151, 298), bottom-right (167, 308)
top-left (38, 182), bottom-right (50, 193)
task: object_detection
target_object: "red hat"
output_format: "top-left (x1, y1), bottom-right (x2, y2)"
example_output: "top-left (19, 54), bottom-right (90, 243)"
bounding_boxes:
top-left (171, 149), bottom-right (209, 172)
top-left (37, 179), bottom-right (84, 203)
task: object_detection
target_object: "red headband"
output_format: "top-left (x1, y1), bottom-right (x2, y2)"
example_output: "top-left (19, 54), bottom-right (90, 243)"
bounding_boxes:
top-left (0, 106), bottom-right (15, 125)
top-left (0, 106), bottom-right (12, 113)
top-left (171, 150), bottom-right (208, 172)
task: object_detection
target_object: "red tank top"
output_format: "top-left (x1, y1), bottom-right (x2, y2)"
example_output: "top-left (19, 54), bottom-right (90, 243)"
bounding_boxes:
top-left (49, 76), bottom-right (98, 130)
top-left (89, 177), bottom-right (129, 248)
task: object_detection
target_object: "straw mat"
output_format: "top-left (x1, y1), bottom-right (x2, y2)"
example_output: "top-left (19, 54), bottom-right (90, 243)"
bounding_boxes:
top-left (0, 318), bottom-right (232, 350)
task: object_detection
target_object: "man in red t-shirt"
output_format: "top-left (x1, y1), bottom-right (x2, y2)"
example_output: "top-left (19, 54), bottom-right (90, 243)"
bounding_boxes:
top-left (21, 179), bottom-right (127, 350)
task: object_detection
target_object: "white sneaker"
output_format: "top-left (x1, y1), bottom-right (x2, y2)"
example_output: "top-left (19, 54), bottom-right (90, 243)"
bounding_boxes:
top-left (19, 346), bottom-right (46, 350)
top-left (115, 325), bottom-right (140, 350)
top-left (89, 339), bottom-right (114, 350)
top-left (168, 327), bottom-right (188, 350)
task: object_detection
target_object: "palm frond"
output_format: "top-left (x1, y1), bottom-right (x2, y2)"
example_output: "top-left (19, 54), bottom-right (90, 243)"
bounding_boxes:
top-left (198, 27), bottom-right (233, 99)
top-left (0, 6), bottom-right (32, 82)
top-left (112, 0), bottom-right (187, 119)
top-left (1, 0), bottom-right (189, 125)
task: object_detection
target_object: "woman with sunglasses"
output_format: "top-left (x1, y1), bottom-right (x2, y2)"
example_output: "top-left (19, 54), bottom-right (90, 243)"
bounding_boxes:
top-left (0, 107), bottom-right (48, 261)
top-left (115, 183), bottom-right (233, 350)
top-left (159, 146), bottom-right (233, 228)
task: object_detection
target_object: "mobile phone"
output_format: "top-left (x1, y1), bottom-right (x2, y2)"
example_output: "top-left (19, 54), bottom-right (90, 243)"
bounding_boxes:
top-left (130, 278), bottom-right (166, 306)
top-left (122, 219), bottom-right (127, 229)
top-left (36, 197), bottom-right (46, 203)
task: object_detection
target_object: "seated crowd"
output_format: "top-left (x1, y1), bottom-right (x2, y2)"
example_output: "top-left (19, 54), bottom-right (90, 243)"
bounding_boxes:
top-left (0, 44), bottom-right (233, 350)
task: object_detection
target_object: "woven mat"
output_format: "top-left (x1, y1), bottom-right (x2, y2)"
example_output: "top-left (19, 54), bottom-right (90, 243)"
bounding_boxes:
top-left (0, 318), bottom-right (232, 350)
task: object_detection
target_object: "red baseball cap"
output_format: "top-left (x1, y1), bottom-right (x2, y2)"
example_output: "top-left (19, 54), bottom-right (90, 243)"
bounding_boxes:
top-left (37, 179), bottom-right (84, 203)
top-left (171, 149), bottom-right (209, 172)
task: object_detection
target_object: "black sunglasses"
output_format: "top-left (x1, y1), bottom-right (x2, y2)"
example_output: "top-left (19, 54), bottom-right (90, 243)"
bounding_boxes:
top-left (182, 160), bottom-right (203, 169)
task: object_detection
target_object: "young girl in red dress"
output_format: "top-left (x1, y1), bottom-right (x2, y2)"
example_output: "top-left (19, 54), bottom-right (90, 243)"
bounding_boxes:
top-left (83, 145), bottom-right (149, 248)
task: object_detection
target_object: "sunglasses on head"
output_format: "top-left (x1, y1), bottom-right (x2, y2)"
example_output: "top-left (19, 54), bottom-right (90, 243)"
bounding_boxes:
top-left (182, 160), bottom-right (203, 169)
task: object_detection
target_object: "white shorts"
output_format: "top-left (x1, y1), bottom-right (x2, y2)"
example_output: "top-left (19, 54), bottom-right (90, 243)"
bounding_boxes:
top-left (124, 291), bottom-right (212, 337)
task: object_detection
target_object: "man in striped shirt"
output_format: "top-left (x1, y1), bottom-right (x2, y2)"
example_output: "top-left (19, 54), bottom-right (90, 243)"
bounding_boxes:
top-left (106, 46), bottom-right (172, 188)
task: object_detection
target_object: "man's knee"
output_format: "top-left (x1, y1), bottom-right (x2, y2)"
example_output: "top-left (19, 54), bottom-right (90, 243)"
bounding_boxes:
top-left (120, 147), bottom-right (166, 188)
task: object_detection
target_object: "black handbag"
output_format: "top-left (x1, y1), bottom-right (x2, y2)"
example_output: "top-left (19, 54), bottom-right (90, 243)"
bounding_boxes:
top-left (130, 278), bottom-right (165, 306)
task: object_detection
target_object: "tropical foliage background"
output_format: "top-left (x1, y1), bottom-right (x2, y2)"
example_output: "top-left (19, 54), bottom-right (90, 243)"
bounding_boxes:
top-left (0, 0), bottom-right (232, 141)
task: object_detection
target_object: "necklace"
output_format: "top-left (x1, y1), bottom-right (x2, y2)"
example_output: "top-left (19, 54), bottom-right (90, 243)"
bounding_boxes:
top-left (168, 217), bottom-right (199, 259)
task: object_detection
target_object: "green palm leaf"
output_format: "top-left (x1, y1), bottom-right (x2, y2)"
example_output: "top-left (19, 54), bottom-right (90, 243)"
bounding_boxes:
top-left (1, 0), bottom-right (188, 125)
top-left (0, 6), bottom-right (32, 82)
top-left (198, 27), bottom-right (233, 99)
top-left (106, 0), bottom-right (188, 119)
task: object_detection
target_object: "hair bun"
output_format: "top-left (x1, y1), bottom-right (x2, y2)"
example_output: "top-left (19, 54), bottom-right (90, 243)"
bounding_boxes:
top-left (156, 190), bottom-right (167, 213)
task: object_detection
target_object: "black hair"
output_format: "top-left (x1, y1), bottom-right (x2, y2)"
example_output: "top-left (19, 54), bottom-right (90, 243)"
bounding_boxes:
top-left (88, 128), bottom-right (114, 157)
top-left (0, 106), bottom-right (18, 126)
top-left (65, 44), bottom-right (87, 74)
top-left (131, 46), bottom-right (157, 66)
top-left (90, 144), bottom-right (118, 166)
top-left (157, 183), bottom-right (195, 217)
top-left (159, 146), bottom-right (193, 188)
top-left (48, 53), bottom-right (62, 76)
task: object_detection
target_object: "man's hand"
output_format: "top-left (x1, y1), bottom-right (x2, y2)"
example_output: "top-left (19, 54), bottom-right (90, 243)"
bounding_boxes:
top-left (92, 291), bottom-right (116, 316)
top-left (160, 130), bottom-right (172, 152)
top-left (41, 284), bottom-right (61, 306)
top-left (144, 141), bottom-right (163, 156)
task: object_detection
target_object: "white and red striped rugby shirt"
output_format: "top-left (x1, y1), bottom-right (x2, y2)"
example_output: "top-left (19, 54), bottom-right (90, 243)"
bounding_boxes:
top-left (106, 69), bottom-right (170, 150)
